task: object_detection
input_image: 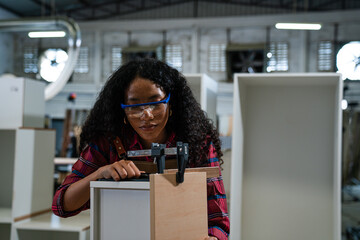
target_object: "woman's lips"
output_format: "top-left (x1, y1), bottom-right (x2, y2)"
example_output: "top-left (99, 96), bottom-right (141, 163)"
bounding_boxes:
top-left (140, 125), bottom-right (156, 131)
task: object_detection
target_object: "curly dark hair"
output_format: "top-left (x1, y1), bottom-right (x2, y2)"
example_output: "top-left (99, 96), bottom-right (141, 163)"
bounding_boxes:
top-left (80, 58), bottom-right (223, 167)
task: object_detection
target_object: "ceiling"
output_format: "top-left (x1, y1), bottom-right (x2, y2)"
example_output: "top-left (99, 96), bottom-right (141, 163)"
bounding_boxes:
top-left (0, 0), bottom-right (359, 21)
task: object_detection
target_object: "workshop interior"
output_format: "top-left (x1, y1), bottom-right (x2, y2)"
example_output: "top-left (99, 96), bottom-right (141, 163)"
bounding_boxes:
top-left (0, 0), bottom-right (360, 239)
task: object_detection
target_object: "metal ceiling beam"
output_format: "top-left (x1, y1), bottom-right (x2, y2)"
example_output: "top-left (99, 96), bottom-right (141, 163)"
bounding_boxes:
top-left (58, 0), bottom-right (123, 20)
top-left (58, 0), bottom-right (186, 20)
top-left (77, 0), bottom-right (92, 11)
top-left (194, 0), bottom-right (198, 17)
top-left (78, 0), bottom-right (116, 13)
top-left (78, 0), bottom-right (91, 6)
top-left (149, 0), bottom-right (168, 3)
top-left (200, 0), bottom-right (312, 12)
top-left (121, 0), bottom-right (141, 8)
top-left (252, 0), bottom-right (270, 5)
top-left (1, 0), bottom-right (357, 21)
top-left (59, 0), bottom-right (190, 14)
top-left (312, 0), bottom-right (342, 10)
top-left (85, 0), bottom-right (192, 20)
top-left (30, 0), bottom-right (54, 15)
top-left (59, 0), bottom-right (132, 13)
top-left (0, 3), bottom-right (23, 16)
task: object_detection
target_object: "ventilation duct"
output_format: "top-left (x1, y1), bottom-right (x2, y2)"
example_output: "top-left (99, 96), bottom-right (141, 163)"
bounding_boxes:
top-left (0, 16), bottom-right (81, 101)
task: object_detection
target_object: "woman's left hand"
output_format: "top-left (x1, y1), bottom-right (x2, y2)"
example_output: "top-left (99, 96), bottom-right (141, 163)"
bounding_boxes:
top-left (204, 237), bottom-right (218, 240)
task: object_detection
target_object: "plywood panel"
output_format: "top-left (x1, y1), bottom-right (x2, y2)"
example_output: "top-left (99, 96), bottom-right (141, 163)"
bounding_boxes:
top-left (150, 172), bottom-right (207, 240)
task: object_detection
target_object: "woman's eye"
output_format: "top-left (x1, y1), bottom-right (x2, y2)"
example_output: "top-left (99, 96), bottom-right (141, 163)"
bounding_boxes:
top-left (129, 106), bottom-right (142, 112)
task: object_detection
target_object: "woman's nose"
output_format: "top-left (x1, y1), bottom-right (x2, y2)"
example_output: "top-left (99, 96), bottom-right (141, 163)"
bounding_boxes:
top-left (140, 107), bottom-right (154, 120)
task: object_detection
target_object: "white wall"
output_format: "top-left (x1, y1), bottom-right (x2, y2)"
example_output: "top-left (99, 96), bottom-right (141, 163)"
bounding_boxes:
top-left (79, 9), bottom-right (360, 84)
top-left (6, 9), bottom-right (360, 116)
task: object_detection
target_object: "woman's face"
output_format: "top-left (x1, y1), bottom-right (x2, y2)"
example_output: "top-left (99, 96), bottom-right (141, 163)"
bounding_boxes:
top-left (124, 77), bottom-right (170, 148)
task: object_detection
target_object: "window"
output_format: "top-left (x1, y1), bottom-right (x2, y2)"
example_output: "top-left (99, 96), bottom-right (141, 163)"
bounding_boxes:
top-left (266, 42), bottom-right (289, 72)
top-left (74, 47), bottom-right (89, 73)
top-left (112, 47), bottom-right (122, 72)
top-left (24, 47), bottom-right (38, 73)
top-left (318, 41), bottom-right (333, 71)
top-left (208, 43), bottom-right (226, 72)
top-left (166, 44), bottom-right (183, 72)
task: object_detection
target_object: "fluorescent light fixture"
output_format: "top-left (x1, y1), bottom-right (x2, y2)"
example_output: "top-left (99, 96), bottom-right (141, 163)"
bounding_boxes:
top-left (28, 31), bottom-right (66, 38)
top-left (275, 23), bottom-right (322, 30)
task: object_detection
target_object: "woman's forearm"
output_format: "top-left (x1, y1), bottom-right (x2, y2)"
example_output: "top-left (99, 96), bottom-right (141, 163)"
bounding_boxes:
top-left (62, 160), bottom-right (141, 212)
top-left (63, 169), bottom-right (101, 212)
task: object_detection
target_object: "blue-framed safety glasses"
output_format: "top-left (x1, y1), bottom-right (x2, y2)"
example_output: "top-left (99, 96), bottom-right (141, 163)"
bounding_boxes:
top-left (121, 93), bottom-right (171, 118)
top-left (121, 93), bottom-right (170, 109)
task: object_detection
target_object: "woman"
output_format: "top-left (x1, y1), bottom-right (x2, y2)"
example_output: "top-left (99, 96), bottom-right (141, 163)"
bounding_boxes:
top-left (52, 58), bottom-right (229, 239)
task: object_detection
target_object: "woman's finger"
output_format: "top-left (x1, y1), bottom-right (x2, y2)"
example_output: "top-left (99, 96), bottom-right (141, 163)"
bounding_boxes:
top-left (109, 167), bottom-right (121, 181)
top-left (112, 162), bottom-right (127, 179)
top-left (119, 160), bottom-right (136, 178)
top-left (128, 161), bottom-right (141, 178)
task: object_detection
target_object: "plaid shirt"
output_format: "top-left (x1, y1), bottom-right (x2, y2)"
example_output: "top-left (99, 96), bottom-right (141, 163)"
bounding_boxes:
top-left (52, 133), bottom-right (230, 239)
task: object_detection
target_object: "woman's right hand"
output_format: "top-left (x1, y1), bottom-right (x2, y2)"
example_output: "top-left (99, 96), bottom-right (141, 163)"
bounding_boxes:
top-left (96, 160), bottom-right (143, 181)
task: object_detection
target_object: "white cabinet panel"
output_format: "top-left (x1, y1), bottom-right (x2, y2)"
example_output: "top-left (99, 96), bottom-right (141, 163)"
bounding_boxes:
top-left (230, 73), bottom-right (342, 240)
top-left (0, 77), bottom-right (45, 129)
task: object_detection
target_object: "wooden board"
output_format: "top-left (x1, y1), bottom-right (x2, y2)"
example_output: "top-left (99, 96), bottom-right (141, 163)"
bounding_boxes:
top-left (132, 159), bottom-right (178, 173)
top-left (150, 172), bottom-right (208, 240)
top-left (164, 166), bottom-right (220, 179)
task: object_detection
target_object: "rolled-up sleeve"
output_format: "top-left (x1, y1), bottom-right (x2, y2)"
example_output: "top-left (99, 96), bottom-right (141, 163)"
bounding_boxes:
top-left (206, 142), bottom-right (230, 239)
top-left (52, 138), bottom-right (114, 217)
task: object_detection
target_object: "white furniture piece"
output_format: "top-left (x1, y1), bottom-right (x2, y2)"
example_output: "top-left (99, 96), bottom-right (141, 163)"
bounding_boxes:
top-left (0, 128), bottom-right (90, 240)
top-left (13, 210), bottom-right (90, 240)
top-left (90, 181), bottom-right (151, 240)
top-left (90, 172), bottom-right (208, 240)
top-left (0, 76), bottom-right (45, 129)
top-left (185, 74), bottom-right (218, 126)
top-left (230, 73), bottom-right (342, 240)
top-left (0, 128), bottom-right (54, 239)
top-left (0, 77), bottom-right (90, 240)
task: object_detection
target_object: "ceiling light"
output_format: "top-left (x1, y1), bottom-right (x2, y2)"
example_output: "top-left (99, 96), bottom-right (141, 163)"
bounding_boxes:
top-left (275, 23), bottom-right (322, 30)
top-left (28, 31), bottom-right (66, 38)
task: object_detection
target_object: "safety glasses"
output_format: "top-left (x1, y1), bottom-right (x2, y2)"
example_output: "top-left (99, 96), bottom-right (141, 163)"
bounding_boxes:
top-left (121, 94), bottom-right (170, 118)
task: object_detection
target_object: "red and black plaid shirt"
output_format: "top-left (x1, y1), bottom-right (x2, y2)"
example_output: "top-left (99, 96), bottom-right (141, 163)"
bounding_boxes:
top-left (52, 132), bottom-right (230, 239)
